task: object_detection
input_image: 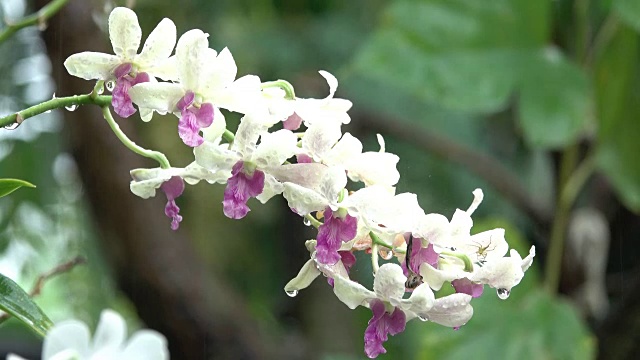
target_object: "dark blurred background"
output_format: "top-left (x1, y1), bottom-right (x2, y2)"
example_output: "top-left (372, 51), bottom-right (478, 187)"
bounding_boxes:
top-left (1, 0), bottom-right (640, 359)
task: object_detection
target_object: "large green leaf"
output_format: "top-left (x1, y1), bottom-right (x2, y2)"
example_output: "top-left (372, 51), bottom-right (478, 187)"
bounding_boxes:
top-left (614, 0), bottom-right (640, 32)
top-left (352, 0), bottom-right (590, 149)
top-left (594, 25), bottom-right (640, 211)
top-left (0, 273), bottom-right (53, 337)
top-left (0, 178), bottom-right (36, 199)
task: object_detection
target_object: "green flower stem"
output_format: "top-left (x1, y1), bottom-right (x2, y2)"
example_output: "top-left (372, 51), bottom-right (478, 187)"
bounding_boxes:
top-left (222, 129), bottom-right (235, 143)
top-left (440, 251), bottom-right (474, 272)
top-left (0, 94), bottom-right (112, 128)
top-left (261, 80), bottom-right (296, 100)
top-left (0, 0), bottom-right (70, 45)
top-left (304, 214), bottom-right (322, 229)
top-left (91, 80), bottom-right (105, 99)
top-left (101, 106), bottom-right (171, 169)
top-left (370, 232), bottom-right (392, 249)
top-left (371, 244), bottom-right (380, 273)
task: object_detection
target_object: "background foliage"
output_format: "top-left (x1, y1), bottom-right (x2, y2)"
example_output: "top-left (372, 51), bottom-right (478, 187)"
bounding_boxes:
top-left (1, 0), bottom-right (640, 358)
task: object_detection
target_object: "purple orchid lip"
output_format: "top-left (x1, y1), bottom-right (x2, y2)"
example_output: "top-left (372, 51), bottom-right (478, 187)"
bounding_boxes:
top-left (315, 207), bottom-right (357, 265)
top-left (160, 176), bottom-right (185, 230)
top-left (111, 63), bottom-right (150, 118)
top-left (364, 299), bottom-right (406, 358)
top-left (452, 278), bottom-right (484, 298)
top-left (283, 112), bottom-right (303, 130)
top-left (114, 62), bottom-right (133, 79)
top-left (176, 92), bottom-right (214, 147)
top-left (222, 161), bottom-right (265, 219)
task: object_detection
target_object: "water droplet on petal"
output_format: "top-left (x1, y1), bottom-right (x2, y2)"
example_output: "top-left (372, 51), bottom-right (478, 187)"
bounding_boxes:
top-left (418, 316), bottom-right (428, 322)
top-left (497, 288), bottom-right (510, 300)
top-left (65, 104), bottom-right (78, 111)
top-left (3, 122), bottom-right (19, 130)
top-left (51, 92), bottom-right (56, 99)
top-left (380, 249), bottom-right (393, 260)
top-left (285, 290), bottom-right (298, 297)
top-left (303, 218), bottom-right (311, 226)
top-left (106, 80), bottom-right (116, 91)
top-left (442, 304), bottom-right (448, 309)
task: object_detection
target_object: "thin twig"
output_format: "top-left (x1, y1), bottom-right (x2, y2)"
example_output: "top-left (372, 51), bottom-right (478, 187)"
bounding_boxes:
top-left (30, 256), bottom-right (86, 297)
top-left (0, 256), bottom-right (86, 323)
top-left (0, 0), bottom-right (70, 44)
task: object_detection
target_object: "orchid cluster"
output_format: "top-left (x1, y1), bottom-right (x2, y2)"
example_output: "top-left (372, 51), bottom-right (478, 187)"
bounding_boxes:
top-left (62, 7), bottom-right (535, 358)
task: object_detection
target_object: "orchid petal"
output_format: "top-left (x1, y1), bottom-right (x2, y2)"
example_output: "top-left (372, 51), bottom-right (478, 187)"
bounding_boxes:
top-left (129, 82), bottom-right (184, 113)
top-left (109, 7), bottom-right (142, 60)
top-left (121, 330), bottom-right (169, 360)
top-left (373, 264), bottom-right (407, 304)
top-left (397, 283), bottom-right (435, 320)
top-left (42, 321), bottom-right (91, 359)
top-left (136, 18), bottom-right (176, 68)
top-left (421, 293), bottom-right (473, 328)
top-left (303, 121), bottom-right (342, 162)
top-left (204, 47), bottom-right (237, 91)
top-left (252, 129), bottom-right (298, 168)
top-left (284, 259), bottom-right (321, 293)
top-left (64, 52), bottom-right (121, 80)
top-left (176, 29), bottom-right (209, 90)
top-left (256, 173), bottom-right (284, 204)
top-left (92, 310), bottom-right (127, 351)
top-left (333, 275), bottom-right (375, 309)
top-left (346, 152), bottom-right (400, 187)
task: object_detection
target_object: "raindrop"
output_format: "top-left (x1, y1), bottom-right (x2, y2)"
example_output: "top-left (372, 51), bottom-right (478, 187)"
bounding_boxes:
top-left (3, 122), bottom-right (19, 130)
top-left (51, 92), bottom-right (56, 99)
top-left (303, 218), bottom-right (311, 227)
top-left (418, 316), bottom-right (428, 322)
top-left (65, 104), bottom-right (78, 111)
top-left (285, 290), bottom-right (298, 298)
top-left (442, 304), bottom-right (448, 309)
top-left (497, 288), bottom-right (510, 300)
top-left (380, 250), bottom-right (393, 260)
top-left (96, 85), bottom-right (104, 94)
top-left (44, 110), bottom-right (52, 114)
top-left (106, 80), bottom-right (116, 91)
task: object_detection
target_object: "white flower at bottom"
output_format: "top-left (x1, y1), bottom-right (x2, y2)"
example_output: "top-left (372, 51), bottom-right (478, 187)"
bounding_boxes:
top-left (8, 309), bottom-right (169, 360)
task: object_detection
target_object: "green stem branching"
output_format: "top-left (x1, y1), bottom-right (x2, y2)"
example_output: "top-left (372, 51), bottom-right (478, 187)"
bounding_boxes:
top-left (0, 0), bottom-right (70, 44)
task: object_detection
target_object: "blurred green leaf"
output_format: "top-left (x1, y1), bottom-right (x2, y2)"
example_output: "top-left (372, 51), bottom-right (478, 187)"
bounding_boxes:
top-left (614, 0), bottom-right (640, 31)
top-left (0, 273), bottom-right (53, 337)
top-left (353, 0), bottom-right (589, 149)
top-left (0, 179), bottom-right (36, 199)
top-left (594, 25), bottom-right (640, 211)
top-left (416, 289), bottom-right (594, 360)
top-left (518, 49), bottom-right (591, 148)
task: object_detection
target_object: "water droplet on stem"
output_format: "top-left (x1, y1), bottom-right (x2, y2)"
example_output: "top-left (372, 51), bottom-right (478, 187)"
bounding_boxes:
top-left (303, 218), bottom-right (311, 226)
top-left (106, 81), bottom-right (116, 91)
top-left (65, 104), bottom-right (78, 111)
top-left (3, 122), bottom-right (19, 130)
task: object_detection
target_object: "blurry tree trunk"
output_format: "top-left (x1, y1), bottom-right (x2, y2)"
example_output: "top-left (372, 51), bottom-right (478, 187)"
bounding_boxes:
top-left (37, 1), bottom-right (281, 358)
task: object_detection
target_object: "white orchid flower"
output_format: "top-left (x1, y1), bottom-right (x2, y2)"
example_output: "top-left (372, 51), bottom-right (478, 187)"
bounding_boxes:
top-left (8, 309), bottom-right (168, 360)
top-left (64, 7), bottom-right (177, 118)
top-left (129, 30), bottom-right (264, 146)
top-left (332, 263), bottom-right (472, 358)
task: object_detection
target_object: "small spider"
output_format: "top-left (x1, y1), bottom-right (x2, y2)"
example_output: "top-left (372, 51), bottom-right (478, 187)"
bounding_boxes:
top-left (471, 236), bottom-right (497, 261)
